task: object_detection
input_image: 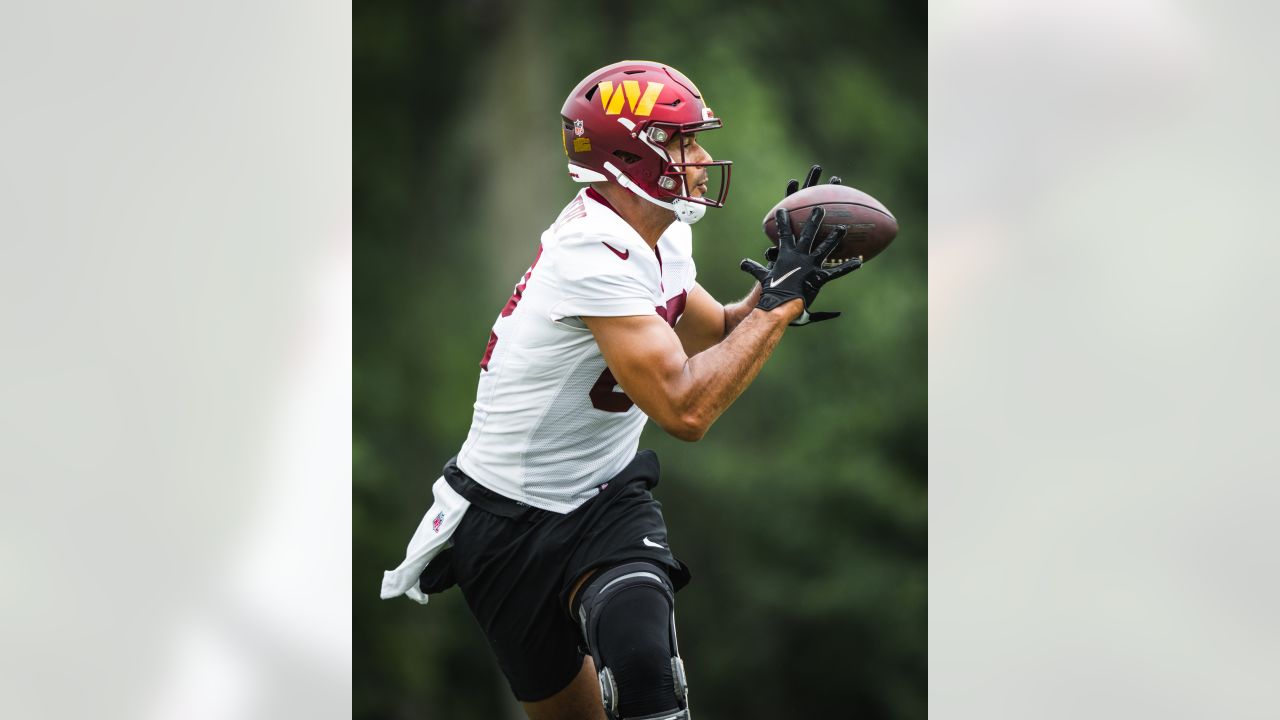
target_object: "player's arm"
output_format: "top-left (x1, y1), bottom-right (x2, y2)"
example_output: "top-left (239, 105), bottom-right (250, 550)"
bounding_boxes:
top-left (585, 302), bottom-right (801, 442)
top-left (673, 283), bottom-right (762, 356)
top-left (672, 164), bottom-right (849, 350)
top-left (589, 207), bottom-right (860, 442)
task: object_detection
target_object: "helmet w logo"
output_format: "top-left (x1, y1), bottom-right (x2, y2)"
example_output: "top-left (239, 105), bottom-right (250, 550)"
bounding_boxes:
top-left (597, 81), bottom-right (665, 117)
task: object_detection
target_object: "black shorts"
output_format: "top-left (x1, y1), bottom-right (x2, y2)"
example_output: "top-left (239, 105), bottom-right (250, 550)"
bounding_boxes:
top-left (418, 449), bottom-right (691, 702)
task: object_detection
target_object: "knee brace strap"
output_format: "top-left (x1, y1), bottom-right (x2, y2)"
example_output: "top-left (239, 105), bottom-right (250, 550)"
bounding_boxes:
top-left (573, 562), bottom-right (689, 720)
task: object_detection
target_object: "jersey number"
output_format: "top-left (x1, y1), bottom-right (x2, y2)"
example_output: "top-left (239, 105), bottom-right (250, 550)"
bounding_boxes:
top-left (589, 368), bottom-right (634, 413)
top-left (586, 290), bottom-right (685, 412)
top-left (480, 246), bottom-right (543, 371)
top-left (479, 244), bottom-right (680, 416)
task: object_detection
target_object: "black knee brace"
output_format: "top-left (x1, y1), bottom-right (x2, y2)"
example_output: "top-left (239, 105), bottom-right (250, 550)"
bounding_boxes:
top-left (572, 562), bottom-right (690, 720)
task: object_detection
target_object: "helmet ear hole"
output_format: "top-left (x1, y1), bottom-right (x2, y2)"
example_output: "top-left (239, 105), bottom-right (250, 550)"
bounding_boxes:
top-left (611, 150), bottom-right (643, 165)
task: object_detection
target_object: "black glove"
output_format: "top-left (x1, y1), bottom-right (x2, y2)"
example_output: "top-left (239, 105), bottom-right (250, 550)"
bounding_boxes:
top-left (762, 244), bottom-right (846, 325)
top-left (741, 207), bottom-right (860, 325)
top-left (767, 165), bottom-right (850, 324)
top-left (769, 163), bottom-right (845, 268)
top-left (786, 164), bottom-right (842, 197)
top-left (757, 244), bottom-right (849, 324)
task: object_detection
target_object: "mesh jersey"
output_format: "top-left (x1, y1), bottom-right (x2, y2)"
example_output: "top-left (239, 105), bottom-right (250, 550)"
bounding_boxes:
top-left (456, 188), bottom-right (697, 513)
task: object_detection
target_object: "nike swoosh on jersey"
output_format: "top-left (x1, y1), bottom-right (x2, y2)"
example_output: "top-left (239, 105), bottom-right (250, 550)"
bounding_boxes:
top-left (643, 537), bottom-right (665, 549)
top-left (601, 241), bottom-right (630, 260)
top-left (769, 266), bottom-right (801, 287)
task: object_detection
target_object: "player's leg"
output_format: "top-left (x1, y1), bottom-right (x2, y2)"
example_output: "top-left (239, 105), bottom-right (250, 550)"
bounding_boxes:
top-left (522, 655), bottom-right (606, 720)
top-left (570, 561), bottom-right (691, 720)
top-left (447, 500), bottom-right (604, 717)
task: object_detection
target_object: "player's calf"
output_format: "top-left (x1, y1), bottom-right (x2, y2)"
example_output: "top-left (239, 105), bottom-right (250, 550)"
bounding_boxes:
top-left (572, 562), bottom-right (690, 720)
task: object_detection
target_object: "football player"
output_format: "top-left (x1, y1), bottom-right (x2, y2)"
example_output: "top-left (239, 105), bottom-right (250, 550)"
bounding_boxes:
top-left (382, 60), bottom-right (861, 720)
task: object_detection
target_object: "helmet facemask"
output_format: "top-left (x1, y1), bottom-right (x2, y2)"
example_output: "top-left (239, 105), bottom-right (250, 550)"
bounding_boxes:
top-left (643, 123), bottom-right (732, 209)
top-left (615, 122), bottom-right (729, 224)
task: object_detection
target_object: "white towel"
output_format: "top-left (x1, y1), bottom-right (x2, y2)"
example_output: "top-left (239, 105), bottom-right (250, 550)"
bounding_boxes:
top-left (380, 476), bottom-right (471, 604)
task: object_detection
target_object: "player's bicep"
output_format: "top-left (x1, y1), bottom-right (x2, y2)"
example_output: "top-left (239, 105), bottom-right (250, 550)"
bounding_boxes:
top-left (583, 314), bottom-right (693, 433)
top-left (673, 283), bottom-right (726, 356)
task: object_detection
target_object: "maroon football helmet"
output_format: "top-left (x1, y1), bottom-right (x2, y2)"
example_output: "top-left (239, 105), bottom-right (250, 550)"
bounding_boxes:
top-left (561, 60), bottom-right (732, 224)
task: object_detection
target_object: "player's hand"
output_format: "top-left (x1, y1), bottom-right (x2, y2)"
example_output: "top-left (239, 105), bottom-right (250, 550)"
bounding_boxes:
top-left (740, 207), bottom-right (860, 325)
top-left (769, 166), bottom-right (846, 261)
top-left (759, 165), bottom-right (855, 325)
top-left (785, 164), bottom-right (842, 198)
top-left (761, 244), bottom-right (843, 325)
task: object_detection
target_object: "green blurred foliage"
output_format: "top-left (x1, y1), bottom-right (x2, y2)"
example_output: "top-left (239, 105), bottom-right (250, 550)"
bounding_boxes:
top-left (355, 0), bottom-right (925, 717)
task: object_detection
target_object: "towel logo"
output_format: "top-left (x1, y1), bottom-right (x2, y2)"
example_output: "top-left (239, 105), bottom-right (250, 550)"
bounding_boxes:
top-left (432, 511), bottom-right (445, 533)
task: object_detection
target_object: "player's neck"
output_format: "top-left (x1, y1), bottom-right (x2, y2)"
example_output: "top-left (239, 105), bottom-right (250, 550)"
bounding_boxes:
top-left (591, 184), bottom-right (674, 249)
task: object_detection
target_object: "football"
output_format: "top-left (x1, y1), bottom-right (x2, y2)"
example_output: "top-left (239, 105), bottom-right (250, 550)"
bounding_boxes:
top-left (762, 184), bottom-right (899, 265)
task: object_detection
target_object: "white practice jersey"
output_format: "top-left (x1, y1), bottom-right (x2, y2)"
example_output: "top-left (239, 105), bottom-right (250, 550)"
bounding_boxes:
top-left (456, 188), bottom-right (697, 513)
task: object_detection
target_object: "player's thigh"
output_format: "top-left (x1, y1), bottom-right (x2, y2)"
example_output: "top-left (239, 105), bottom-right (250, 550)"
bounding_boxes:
top-left (522, 655), bottom-right (605, 720)
top-left (567, 567), bottom-right (600, 614)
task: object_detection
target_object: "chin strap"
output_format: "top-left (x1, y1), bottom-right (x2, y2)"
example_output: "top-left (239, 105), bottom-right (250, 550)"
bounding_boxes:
top-left (602, 162), bottom-right (706, 225)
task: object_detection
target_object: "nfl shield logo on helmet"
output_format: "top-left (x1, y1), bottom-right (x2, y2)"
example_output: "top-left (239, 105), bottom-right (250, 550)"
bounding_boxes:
top-left (432, 511), bottom-right (445, 533)
top-left (573, 119), bottom-right (585, 137)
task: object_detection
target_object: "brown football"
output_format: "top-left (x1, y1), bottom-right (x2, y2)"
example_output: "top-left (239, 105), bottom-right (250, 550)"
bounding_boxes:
top-left (762, 184), bottom-right (899, 265)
